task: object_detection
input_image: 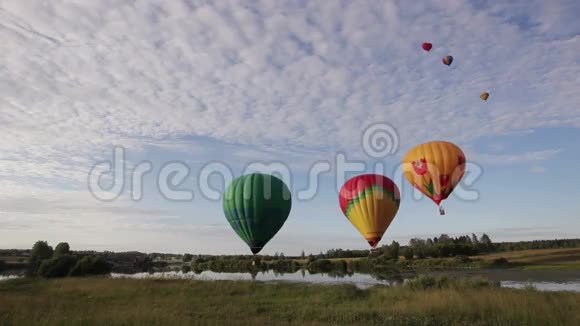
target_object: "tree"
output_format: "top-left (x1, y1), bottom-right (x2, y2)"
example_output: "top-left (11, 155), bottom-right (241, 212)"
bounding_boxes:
top-left (480, 234), bottom-right (492, 244)
top-left (416, 248), bottom-right (426, 259)
top-left (409, 238), bottom-right (427, 259)
top-left (480, 233), bottom-right (493, 252)
top-left (471, 234), bottom-right (480, 245)
top-left (27, 241), bottom-right (54, 276)
top-left (381, 244), bottom-right (391, 257)
top-left (463, 235), bottom-right (473, 245)
top-left (182, 254), bottom-right (193, 262)
top-left (181, 264), bottom-right (191, 273)
top-left (54, 242), bottom-right (71, 257)
top-left (301, 250), bottom-right (305, 259)
top-left (402, 247), bottom-right (414, 260)
top-left (438, 234), bottom-right (451, 243)
top-left (389, 241), bottom-right (400, 260)
top-left (31, 241), bottom-right (54, 260)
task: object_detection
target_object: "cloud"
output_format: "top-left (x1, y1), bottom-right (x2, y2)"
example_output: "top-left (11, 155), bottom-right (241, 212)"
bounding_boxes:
top-left (471, 149), bottom-right (562, 164)
top-left (1, 1), bottom-right (579, 170)
top-left (529, 166), bottom-right (546, 173)
top-left (0, 0), bottom-right (579, 252)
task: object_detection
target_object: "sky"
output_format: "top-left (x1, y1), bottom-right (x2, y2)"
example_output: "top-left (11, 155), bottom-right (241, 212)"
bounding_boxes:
top-left (0, 0), bottom-right (579, 255)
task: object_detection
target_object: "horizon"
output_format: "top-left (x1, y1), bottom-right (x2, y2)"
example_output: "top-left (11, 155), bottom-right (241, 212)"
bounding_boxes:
top-left (4, 234), bottom-right (579, 256)
top-left (1, 0), bottom-right (579, 256)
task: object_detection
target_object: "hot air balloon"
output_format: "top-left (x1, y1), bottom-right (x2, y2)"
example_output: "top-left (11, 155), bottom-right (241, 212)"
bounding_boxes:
top-left (480, 92), bottom-right (489, 101)
top-left (223, 173), bottom-right (292, 254)
top-left (422, 42), bottom-right (432, 52)
top-left (339, 174), bottom-right (401, 248)
top-left (442, 55), bottom-right (453, 66)
top-left (402, 141), bottom-right (466, 215)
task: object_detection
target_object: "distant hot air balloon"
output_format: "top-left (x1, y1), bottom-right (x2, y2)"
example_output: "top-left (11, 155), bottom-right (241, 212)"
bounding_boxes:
top-left (480, 92), bottom-right (489, 101)
top-left (422, 42), bottom-right (432, 52)
top-left (442, 55), bottom-right (453, 66)
top-left (223, 173), bottom-right (292, 254)
top-left (339, 174), bottom-right (401, 248)
top-left (402, 141), bottom-right (466, 215)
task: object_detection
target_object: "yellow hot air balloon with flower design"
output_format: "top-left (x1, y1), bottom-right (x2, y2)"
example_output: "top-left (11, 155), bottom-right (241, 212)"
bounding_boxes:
top-left (339, 174), bottom-right (401, 248)
top-left (402, 141), bottom-right (466, 215)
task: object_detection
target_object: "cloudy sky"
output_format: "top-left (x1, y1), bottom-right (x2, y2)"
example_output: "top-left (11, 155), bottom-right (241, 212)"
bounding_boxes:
top-left (1, 0), bottom-right (579, 255)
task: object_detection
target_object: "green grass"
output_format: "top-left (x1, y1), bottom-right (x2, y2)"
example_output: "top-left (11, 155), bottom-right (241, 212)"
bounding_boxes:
top-left (470, 248), bottom-right (580, 271)
top-left (521, 261), bottom-right (580, 270)
top-left (1, 277), bottom-right (578, 325)
top-left (473, 248), bottom-right (580, 264)
top-left (403, 275), bottom-right (501, 290)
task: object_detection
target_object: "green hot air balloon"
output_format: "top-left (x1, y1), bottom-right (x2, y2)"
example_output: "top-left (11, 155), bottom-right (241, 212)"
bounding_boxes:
top-left (223, 173), bottom-right (292, 254)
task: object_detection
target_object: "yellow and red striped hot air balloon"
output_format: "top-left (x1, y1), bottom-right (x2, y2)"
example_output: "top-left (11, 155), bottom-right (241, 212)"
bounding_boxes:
top-left (402, 141), bottom-right (466, 215)
top-left (339, 174), bottom-right (401, 248)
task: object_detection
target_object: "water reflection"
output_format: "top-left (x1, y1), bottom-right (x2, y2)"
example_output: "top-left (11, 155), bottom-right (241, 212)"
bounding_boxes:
top-left (107, 269), bottom-right (580, 292)
top-left (2, 269), bottom-right (579, 292)
top-left (0, 275), bottom-right (22, 282)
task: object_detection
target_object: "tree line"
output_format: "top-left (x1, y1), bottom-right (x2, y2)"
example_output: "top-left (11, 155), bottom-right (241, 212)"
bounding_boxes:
top-left (2, 236), bottom-right (578, 276)
top-left (320, 235), bottom-right (580, 260)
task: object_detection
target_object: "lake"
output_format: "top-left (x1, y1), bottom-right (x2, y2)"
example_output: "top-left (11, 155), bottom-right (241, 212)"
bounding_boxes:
top-left (0, 275), bottom-right (22, 282)
top-left (109, 269), bottom-right (580, 292)
top-left (3, 269), bottom-right (579, 292)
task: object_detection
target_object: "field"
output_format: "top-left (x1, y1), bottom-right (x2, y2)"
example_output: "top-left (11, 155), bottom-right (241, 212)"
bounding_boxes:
top-left (472, 248), bottom-right (580, 270)
top-left (293, 248), bottom-right (580, 271)
top-left (1, 278), bottom-right (579, 325)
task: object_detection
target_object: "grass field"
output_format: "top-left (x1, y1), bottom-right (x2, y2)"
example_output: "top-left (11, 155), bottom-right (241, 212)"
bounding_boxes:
top-left (472, 248), bottom-right (580, 270)
top-left (296, 248), bottom-right (580, 270)
top-left (0, 277), bottom-right (578, 325)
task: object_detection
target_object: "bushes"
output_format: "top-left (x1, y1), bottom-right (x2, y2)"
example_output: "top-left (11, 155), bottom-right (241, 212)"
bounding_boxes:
top-left (38, 255), bottom-right (78, 278)
top-left (453, 255), bottom-right (472, 263)
top-left (69, 256), bottom-right (112, 276)
top-left (269, 259), bottom-right (300, 273)
top-left (26, 241), bottom-right (112, 278)
top-left (207, 258), bottom-right (253, 272)
top-left (307, 259), bottom-right (334, 273)
top-left (307, 259), bottom-right (350, 274)
top-left (458, 277), bottom-right (501, 289)
top-left (404, 275), bottom-right (446, 290)
top-left (492, 257), bottom-right (509, 266)
top-left (0, 260), bottom-right (5, 272)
